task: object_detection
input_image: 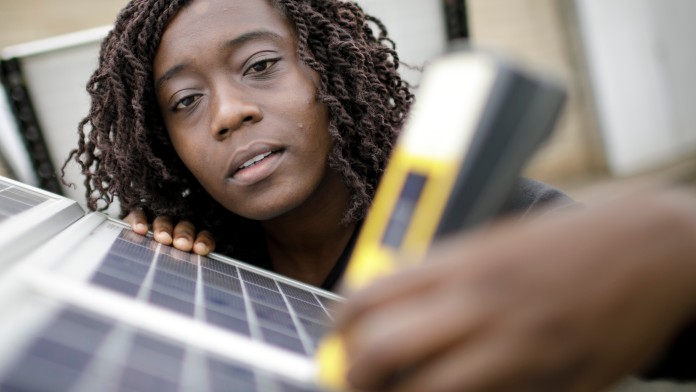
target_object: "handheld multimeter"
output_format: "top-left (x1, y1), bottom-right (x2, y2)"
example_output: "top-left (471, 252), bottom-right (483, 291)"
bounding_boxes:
top-left (316, 47), bottom-right (567, 390)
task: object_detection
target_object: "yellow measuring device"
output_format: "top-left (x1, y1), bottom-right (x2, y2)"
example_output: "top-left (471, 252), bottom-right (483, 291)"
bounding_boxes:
top-left (316, 48), bottom-right (566, 390)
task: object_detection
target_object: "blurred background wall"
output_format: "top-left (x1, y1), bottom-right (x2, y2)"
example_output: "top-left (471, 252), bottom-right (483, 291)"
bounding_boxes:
top-left (0, 0), bottom-right (695, 202)
top-left (0, 0), bottom-right (127, 49)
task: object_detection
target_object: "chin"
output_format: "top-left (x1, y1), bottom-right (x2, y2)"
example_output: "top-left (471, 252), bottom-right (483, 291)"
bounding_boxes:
top-left (225, 198), bottom-right (302, 222)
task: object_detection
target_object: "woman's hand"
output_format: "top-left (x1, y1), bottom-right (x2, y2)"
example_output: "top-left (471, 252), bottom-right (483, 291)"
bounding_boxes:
top-left (123, 209), bottom-right (216, 256)
top-left (336, 187), bottom-right (696, 392)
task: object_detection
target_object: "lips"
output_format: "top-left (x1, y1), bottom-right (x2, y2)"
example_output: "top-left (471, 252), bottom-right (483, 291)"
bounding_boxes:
top-left (227, 143), bottom-right (283, 178)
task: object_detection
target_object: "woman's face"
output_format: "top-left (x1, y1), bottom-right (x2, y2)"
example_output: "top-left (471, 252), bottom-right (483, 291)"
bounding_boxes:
top-left (153, 0), bottom-right (335, 221)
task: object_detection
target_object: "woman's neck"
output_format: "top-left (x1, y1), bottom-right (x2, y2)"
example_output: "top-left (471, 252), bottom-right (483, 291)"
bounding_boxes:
top-left (261, 171), bottom-right (357, 287)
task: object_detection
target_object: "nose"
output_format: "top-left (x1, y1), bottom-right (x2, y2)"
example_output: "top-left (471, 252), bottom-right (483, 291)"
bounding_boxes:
top-left (209, 88), bottom-right (262, 140)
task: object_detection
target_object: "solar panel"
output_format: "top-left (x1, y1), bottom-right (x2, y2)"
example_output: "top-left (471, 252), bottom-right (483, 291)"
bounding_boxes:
top-left (0, 307), bottom-right (320, 392)
top-left (0, 176), bottom-right (84, 268)
top-left (0, 177), bottom-right (49, 221)
top-left (88, 229), bottom-right (337, 355)
top-left (0, 175), bottom-right (341, 391)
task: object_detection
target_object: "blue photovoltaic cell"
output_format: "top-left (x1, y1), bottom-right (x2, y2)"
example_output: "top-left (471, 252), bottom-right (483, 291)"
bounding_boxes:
top-left (207, 357), bottom-right (257, 391)
top-left (0, 180), bottom-right (49, 221)
top-left (117, 333), bottom-right (185, 392)
top-left (89, 229), bottom-right (337, 356)
top-left (0, 309), bottom-right (112, 392)
top-left (0, 307), bottom-right (322, 392)
top-left (279, 282), bottom-right (321, 305)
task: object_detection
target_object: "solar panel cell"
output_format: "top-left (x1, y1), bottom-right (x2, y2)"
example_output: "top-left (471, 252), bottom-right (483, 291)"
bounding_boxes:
top-left (260, 327), bottom-right (305, 354)
top-left (252, 302), bottom-right (297, 333)
top-left (240, 269), bottom-right (278, 290)
top-left (205, 309), bottom-right (251, 336)
top-left (202, 269), bottom-right (243, 294)
top-left (109, 238), bottom-right (156, 263)
top-left (207, 357), bottom-right (256, 391)
top-left (244, 284), bottom-right (287, 309)
top-left (91, 271), bottom-right (142, 297)
top-left (118, 333), bottom-right (185, 392)
top-left (287, 298), bottom-right (328, 322)
top-left (279, 283), bottom-right (321, 306)
top-left (204, 286), bottom-right (246, 315)
top-left (148, 290), bottom-right (195, 316)
top-left (0, 309), bottom-right (112, 392)
top-left (201, 259), bottom-right (239, 279)
top-left (152, 269), bottom-right (197, 299)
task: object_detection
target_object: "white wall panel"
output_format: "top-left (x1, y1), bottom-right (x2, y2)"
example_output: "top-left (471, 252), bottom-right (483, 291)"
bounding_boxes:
top-left (575, 0), bottom-right (696, 176)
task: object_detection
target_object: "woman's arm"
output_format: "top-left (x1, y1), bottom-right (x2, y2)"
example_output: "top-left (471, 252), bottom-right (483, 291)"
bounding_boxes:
top-left (336, 186), bottom-right (696, 392)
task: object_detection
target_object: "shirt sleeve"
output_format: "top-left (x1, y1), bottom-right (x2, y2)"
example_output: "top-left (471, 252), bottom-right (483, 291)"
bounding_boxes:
top-left (498, 177), bottom-right (576, 218)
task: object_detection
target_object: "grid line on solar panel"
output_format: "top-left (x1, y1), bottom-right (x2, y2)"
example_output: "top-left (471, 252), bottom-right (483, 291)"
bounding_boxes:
top-left (237, 266), bottom-right (265, 344)
top-left (316, 296), bottom-right (340, 313)
top-left (297, 318), bottom-right (330, 348)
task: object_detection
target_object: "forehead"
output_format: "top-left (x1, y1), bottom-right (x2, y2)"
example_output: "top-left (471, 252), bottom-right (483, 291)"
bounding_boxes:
top-left (155, 0), bottom-right (293, 63)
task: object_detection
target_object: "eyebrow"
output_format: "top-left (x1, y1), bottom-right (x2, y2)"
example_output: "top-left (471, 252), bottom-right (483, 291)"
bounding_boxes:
top-left (155, 30), bottom-right (284, 92)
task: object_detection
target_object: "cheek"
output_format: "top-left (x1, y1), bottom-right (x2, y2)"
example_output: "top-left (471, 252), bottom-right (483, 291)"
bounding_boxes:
top-left (167, 129), bottom-right (208, 176)
top-left (294, 97), bottom-right (331, 149)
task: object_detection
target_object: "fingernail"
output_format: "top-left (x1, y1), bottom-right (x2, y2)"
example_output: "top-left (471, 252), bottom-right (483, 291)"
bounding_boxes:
top-left (174, 237), bottom-right (190, 249)
top-left (136, 223), bottom-right (147, 232)
top-left (193, 242), bottom-right (209, 255)
top-left (156, 232), bottom-right (172, 244)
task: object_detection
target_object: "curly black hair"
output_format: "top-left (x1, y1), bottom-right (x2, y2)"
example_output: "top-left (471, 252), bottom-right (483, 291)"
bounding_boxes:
top-left (65, 0), bottom-right (414, 258)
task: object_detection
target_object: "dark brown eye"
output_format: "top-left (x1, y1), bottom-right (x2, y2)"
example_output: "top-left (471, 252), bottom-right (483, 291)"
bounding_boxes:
top-left (174, 94), bottom-right (201, 111)
top-left (246, 59), bottom-right (279, 75)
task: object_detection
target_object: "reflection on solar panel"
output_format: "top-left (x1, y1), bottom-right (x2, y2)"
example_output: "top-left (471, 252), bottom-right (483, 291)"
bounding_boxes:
top-left (0, 178), bottom-right (49, 221)
top-left (89, 230), bottom-right (337, 356)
